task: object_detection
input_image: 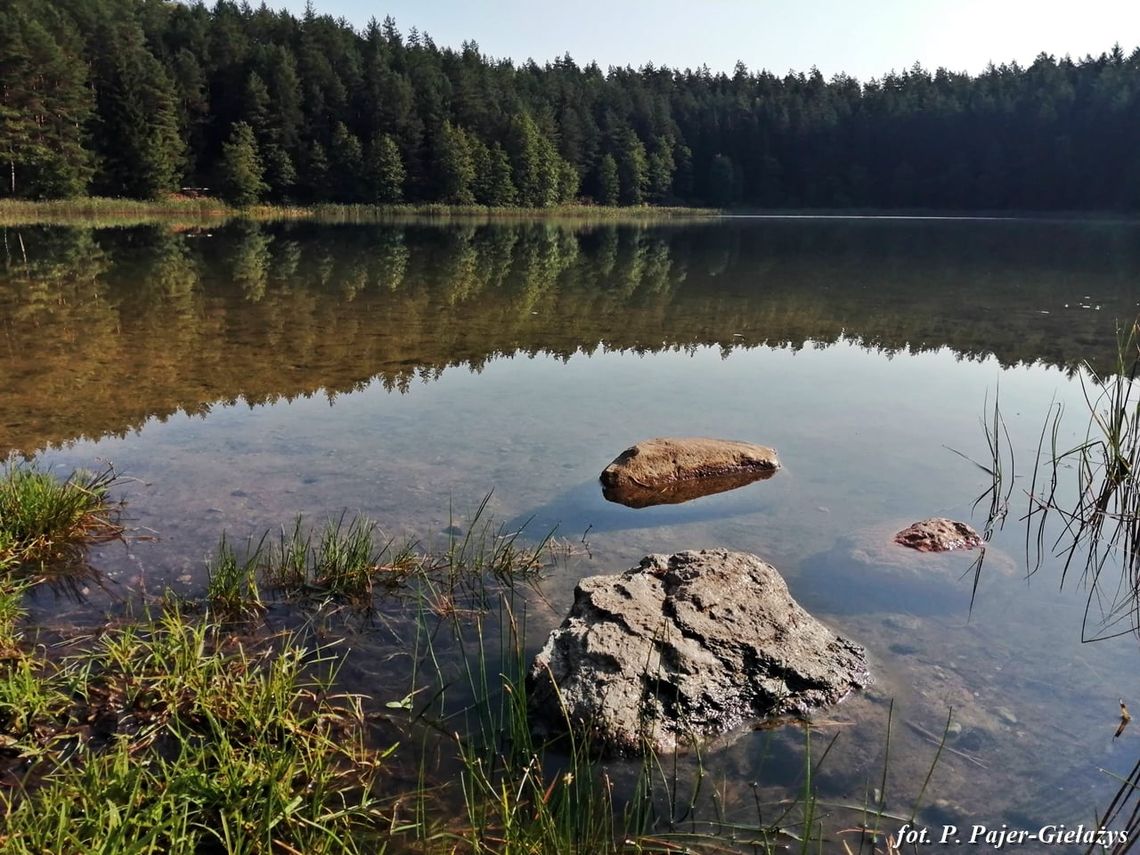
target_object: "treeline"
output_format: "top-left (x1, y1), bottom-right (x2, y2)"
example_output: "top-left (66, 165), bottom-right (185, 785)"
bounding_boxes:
top-left (5, 0), bottom-right (1140, 210)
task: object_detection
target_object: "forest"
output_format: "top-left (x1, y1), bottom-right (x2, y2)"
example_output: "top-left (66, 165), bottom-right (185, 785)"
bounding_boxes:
top-left (4, 0), bottom-right (1140, 210)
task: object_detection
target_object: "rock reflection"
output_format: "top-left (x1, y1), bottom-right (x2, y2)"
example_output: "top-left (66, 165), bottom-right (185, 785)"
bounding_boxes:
top-left (602, 467), bottom-right (779, 508)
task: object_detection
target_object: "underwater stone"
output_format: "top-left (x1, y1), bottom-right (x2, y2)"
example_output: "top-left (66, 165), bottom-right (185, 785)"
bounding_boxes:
top-left (893, 518), bottom-right (983, 552)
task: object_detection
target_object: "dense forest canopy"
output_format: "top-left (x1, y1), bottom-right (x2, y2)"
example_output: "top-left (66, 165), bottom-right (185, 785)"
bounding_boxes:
top-left (3, 0), bottom-right (1140, 210)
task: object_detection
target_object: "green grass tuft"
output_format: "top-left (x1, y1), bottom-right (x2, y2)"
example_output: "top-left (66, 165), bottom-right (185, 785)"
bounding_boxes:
top-left (0, 461), bottom-right (123, 573)
top-left (260, 513), bottom-right (418, 601)
top-left (0, 611), bottom-right (395, 854)
top-left (204, 534), bottom-right (265, 618)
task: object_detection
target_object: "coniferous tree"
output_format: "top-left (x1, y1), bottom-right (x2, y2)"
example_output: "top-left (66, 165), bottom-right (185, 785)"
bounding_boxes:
top-left (432, 121), bottom-right (476, 204)
top-left (218, 121), bottom-right (267, 205)
top-left (0, 5), bottom-right (93, 197)
top-left (300, 140), bottom-right (330, 201)
top-left (2, 0), bottom-right (1140, 212)
top-left (708, 153), bottom-right (736, 207)
top-left (648, 137), bottom-right (675, 204)
top-left (92, 26), bottom-right (184, 198)
top-left (474, 142), bottom-right (516, 206)
top-left (365, 132), bottom-right (405, 203)
top-left (617, 131), bottom-right (648, 205)
top-left (597, 154), bottom-right (620, 205)
top-left (329, 122), bottom-right (365, 201)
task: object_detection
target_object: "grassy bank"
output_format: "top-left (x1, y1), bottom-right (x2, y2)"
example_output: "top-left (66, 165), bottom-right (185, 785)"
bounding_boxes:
top-left (0, 196), bottom-right (721, 228)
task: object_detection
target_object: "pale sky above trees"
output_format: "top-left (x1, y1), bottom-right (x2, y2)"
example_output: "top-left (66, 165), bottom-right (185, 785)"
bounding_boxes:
top-left (273, 0), bottom-right (1140, 80)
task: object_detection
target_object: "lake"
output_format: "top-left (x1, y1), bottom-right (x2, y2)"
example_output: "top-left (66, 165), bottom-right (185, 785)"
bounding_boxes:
top-left (3, 214), bottom-right (1139, 844)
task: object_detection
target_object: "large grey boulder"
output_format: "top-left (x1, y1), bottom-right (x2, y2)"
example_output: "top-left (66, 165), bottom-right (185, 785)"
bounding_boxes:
top-left (600, 438), bottom-right (780, 508)
top-left (528, 549), bottom-right (868, 755)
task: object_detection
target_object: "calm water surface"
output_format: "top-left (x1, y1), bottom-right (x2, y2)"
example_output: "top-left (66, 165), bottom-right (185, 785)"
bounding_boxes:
top-left (3, 216), bottom-right (1140, 842)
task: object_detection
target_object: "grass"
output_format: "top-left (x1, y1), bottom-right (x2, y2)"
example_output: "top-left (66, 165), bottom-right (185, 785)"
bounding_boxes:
top-left (203, 493), bottom-right (552, 615)
top-left (0, 195), bottom-right (721, 228)
top-left (261, 513), bottom-right (417, 602)
top-left (0, 460), bottom-right (123, 574)
top-left (0, 609), bottom-right (397, 854)
top-left (0, 196), bottom-right (233, 228)
top-left (946, 388), bottom-right (1016, 609)
top-left (205, 534), bottom-right (266, 619)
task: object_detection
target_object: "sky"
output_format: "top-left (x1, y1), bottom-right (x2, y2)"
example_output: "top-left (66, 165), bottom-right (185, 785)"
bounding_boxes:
top-left (271, 0), bottom-right (1140, 81)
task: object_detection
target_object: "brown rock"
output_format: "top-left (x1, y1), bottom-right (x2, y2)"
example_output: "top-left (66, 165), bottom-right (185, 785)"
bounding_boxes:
top-left (599, 437), bottom-right (780, 502)
top-left (894, 518), bottom-right (983, 553)
top-left (528, 549), bottom-right (868, 755)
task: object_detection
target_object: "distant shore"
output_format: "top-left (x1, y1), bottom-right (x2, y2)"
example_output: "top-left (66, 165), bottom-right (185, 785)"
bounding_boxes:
top-left (4, 197), bottom-right (1135, 229)
top-left (0, 197), bottom-right (722, 228)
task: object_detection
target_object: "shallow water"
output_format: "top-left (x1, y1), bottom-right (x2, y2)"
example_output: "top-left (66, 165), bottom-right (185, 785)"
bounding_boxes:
top-left (4, 216), bottom-right (1140, 843)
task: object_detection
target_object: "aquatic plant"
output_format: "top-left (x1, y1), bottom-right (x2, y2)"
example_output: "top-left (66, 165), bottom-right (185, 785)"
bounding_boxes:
top-left (204, 533), bottom-right (265, 618)
top-left (946, 389), bottom-right (1016, 609)
top-left (0, 461), bottom-right (123, 573)
top-left (260, 512), bottom-right (418, 602)
top-left (1024, 320), bottom-right (1140, 640)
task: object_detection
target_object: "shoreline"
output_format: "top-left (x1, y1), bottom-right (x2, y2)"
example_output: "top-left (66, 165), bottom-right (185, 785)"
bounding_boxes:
top-left (5, 197), bottom-right (1138, 229)
top-left (0, 197), bottom-right (722, 228)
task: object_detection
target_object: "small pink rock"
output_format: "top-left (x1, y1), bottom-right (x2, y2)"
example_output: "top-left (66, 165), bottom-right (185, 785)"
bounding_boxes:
top-left (893, 518), bottom-right (983, 553)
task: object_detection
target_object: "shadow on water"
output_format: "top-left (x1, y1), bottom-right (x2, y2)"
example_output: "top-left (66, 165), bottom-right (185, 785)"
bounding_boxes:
top-left (503, 475), bottom-right (778, 539)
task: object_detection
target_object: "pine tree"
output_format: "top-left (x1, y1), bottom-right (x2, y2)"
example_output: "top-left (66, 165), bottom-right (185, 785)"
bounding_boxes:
top-left (0, 6), bottom-right (93, 197)
top-left (472, 139), bottom-right (516, 206)
top-left (598, 154), bottom-right (620, 205)
top-left (364, 132), bottom-right (405, 203)
top-left (218, 121), bottom-right (267, 206)
top-left (300, 140), bottom-right (330, 201)
top-left (557, 159), bottom-right (579, 203)
top-left (647, 137), bottom-right (675, 204)
top-left (708, 153), bottom-right (736, 207)
top-left (329, 122), bottom-right (364, 202)
top-left (617, 130), bottom-right (648, 205)
top-left (486, 143), bottom-right (517, 206)
top-left (507, 114), bottom-right (567, 207)
top-left (92, 25), bottom-right (184, 198)
top-left (432, 121), bottom-right (475, 204)
top-left (262, 145), bottom-right (297, 200)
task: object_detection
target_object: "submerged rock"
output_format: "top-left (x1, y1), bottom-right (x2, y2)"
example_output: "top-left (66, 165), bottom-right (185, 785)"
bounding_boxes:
top-left (599, 437), bottom-right (780, 504)
top-left (894, 518), bottom-right (983, 553)
top-left (528, 549), bottom-right (868, 754)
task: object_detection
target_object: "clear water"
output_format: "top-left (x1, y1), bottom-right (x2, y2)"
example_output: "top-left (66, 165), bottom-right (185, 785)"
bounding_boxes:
top-left (3, 216), bottom-right (1140, 840)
